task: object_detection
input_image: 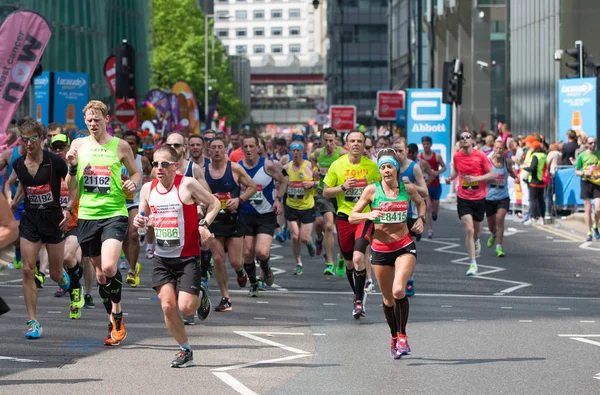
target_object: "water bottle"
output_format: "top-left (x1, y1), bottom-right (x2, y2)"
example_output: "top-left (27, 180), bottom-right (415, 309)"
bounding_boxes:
top-left (137, 211), bottom-right (147, 236)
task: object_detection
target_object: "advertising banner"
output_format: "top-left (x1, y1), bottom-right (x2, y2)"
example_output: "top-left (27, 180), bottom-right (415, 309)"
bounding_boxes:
top-left (406, 89), bottom-right (451, 198)
top-left (376, 90), bottom-right (405, 121)
top-left (103, 55), bottom-right (116, 97)
top-left (557, 78), bottom-right (597, 143)
top-left (172, 81), bottom-right (200, 134)
top-left (329, 105), bottom-right (356, 132)
top-left (146, 89), bottom-right (171, 133)
top-left (52, 72), bottom-right (89, 132)
top-left (33, 71), bottom-right (51, 125)
top-left (0, 11), bottom-right (52, 134)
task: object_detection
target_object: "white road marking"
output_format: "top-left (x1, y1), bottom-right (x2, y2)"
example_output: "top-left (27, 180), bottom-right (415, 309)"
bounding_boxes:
top-left (270, 244), bottom-right (282, 250)
top-left (0, 278), bottom-right (23, 285)
top-left (48, 311), bottom-right (61, 314)
top-left (441, 305), bottom-right (452, 308)
top-left (253, 317), bottom-right (266, 320)
top-left (501, 306), bottom-right (513, 309)
top-left (324, 319), bottom-right (337, 321)
top-left (0, 356), bottom-right (43, 363)
top-left (557, 307), bottom-right (571, 311)
top-left (138, 297), bottom-right (150, 300)
top-left (453, 319), bottom-right (467, 322)
top-left (213, 372), bottom-right (258, 395)
top-left (568, 337), bottom-right (600, 348)
top-left (234, 331), bottom-right (309, 355)
top-left (256, 301), bottom-right (269, 304)
top-left (559, 334), bottom-right (600, 337)
top-left (519, 320), bottom-right (532, 323)
top-left (270, 254), bottom-right (283, 262)
top-left (323, 303), bottom-right (337, 306)
top-left (313, 333), bottom-right (326, 336)
top-left (580, 320), bottom-right (596, 323)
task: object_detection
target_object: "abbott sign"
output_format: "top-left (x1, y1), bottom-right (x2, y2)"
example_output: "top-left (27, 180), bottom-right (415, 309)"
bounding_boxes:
top-left (407, 88), bottom-right (451, 199)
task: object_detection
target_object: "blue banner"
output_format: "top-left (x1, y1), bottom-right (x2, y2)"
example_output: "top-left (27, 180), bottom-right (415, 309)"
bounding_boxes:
top-left (406, 89), bottom-right (451, 198)
top-left (52, 72), bottom-right (89, 132)
top-left (554, 167), bottom-right (584, 207)
top-left (33, 71), bottom-right (51, 125)
top-left (396, 109), bottom-right (406, 128)
top-left (557, 78), bottom-right (596, 143)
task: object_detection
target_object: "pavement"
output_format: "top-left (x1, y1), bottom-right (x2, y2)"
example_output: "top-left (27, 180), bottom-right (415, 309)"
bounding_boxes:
top-left (1, 207), bottom-right (600, 394)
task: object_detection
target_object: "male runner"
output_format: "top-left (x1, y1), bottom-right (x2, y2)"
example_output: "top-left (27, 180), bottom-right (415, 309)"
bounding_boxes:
top-left (284, 141), bottom-right (316, 275)
top-left (311, 128), bottom-right (346, 275)
top-left (134, 145), bottom-right (219, 367)
top-left (122, 131), bottom-right (152, 287)
top-left (203, 130), bottom-right (217, 157)
top-left (188, 134), bottom-right (211, 168)
top-left (574, 136), bottom-right (600, 241)
top-left (446, 131), bottom-right (494, 276)
top-left (0, 193), bottom-right (18, 316)
top-left (419, 136), bottom-right (447, 238)
top-left (324, 130), bottom-right (381, 318)
top-left (205, 137), bottom-right (257, 312)
top-left (239, 135), bottom-right (286, 296)
top-left (485, 140), bottom-right (517, 257)
top-left (66, 100), bottom-right (141, 345)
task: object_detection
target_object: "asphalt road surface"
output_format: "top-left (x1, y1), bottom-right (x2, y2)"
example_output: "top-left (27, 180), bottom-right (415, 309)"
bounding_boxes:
top-left (1, 207), bottom-right (600, 394)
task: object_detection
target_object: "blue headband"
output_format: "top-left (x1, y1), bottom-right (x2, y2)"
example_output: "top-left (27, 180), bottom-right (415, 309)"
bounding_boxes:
top-left (142, 144), bottom-right (155, 150)
top-left (377, 155), bottom-right (400, 171)
top-left (290, 143), bottom-right (304, 151)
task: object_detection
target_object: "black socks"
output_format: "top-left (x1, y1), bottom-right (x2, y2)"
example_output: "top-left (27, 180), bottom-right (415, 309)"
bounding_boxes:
top-left (354, 269), bottom-right (367, 302)
top-left (67, 264), bottom-right (83, 292)
top-left (244, 262), bottom-right (257, 284)
top-left (257, 256), bottom-right (270, 272)
top-left (98, 284), bottom-right (112, 314)
top-left (200, 250), bottom-right (212, 278)
top-left (394, 296), bottom-right (409, 335)
top-left (105, 271), bottom-right (123, 304)
top-left (382, 304), bottom-right (396, 337)
top-left (346, 267), bottom-right (355, 293)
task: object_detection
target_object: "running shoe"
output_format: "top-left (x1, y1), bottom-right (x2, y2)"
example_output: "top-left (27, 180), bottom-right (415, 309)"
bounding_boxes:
top-left (257, 278), bottom-right (267, 291)
top-left (69, 303), bottom-right (81, 319)
top-left (84, 293), bottom-right (96, 309)
top-left (406, 279), bottom-right (415, 297)
top-left (274, 231), bottom-right (285, 243)
top-left (214, 297), bottom-right (232, 312)
top-left (487, 234), bottom-right (496, 248)
top-left (391, 337), bottom-right (401, 359)
top-left (171, 349), bottom-right (194, 368)
top-left (183, 315), bottom-right (195, 325)
top-left (104, 323), bottom-right (120, 346)
top-left (34, 265), bottom-right (45, 289)
top-left (416, 233), bottom-right (422, 242)
top-left (352, 299), bottom-right (365, 319)
top-left (57, 269), bottom-right (70, 292)
top-left (523, 219), bottom-right (532, 226)
top-left (365, 279), bottom-right (375, 293)
top-left (69, 286), bottom-right (84, 319)
top-left (307, 242), bottom-right (316, 257)
top-left (427, 229), bottom-right (433, 239)
top-left (496, 245), bottom-right (505, 258)
top-left (139, 234), bottom-right (145, 247)
top-left (118, 252), bottom-right (127, 270)
top-left (315, 238), bottom-right (322, 256)
top-left (236, 269), bottom-right (248, 288)
top-left (110, 313), bottom-right (127, 342)
top-left (54, 287), bottom-right (68, 298)
top-left (537, 218), bottom-right (545, 226)
top-left (262, 265), bottom-right (274, 286)
top-left (198, 282), bottom-right (211, 321)
top-left (125, 262), bottom-right (141, 287)
top-left (397, 334), bottom-right (411, 356)
top-left (362, 291), bottom-right (368, 314)
top-left (323, 262), bottom-right (334, 275)
top-left (474, 240), bottom-right (481, 257)
top-left (594, 226), bottom-right (600, 240)
top-left (432, 213), bottom-right (438, 222)
top-left (336, 254), bottom-right (345, 276)
top-left (466, 263), bottom-right (478, 276)
top-left (293, 264), bottom-right (303, 275)
top-left (586, 233), bottom-right (593, 242)
top-left (25, 319), bottom-right (42, 339)
top-left (284, 227), bottom-right (291, 241)
top-left (13, 257), bottom-right (23, 270)
top-left (146, 248), bottom-right (154, 259)
top-left (248, 283), bottom-right (259, 298)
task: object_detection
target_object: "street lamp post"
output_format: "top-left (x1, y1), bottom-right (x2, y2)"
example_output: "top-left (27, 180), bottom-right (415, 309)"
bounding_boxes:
top-left (338, 0), bottom-right (344, 105)
top-left (205, 13), bottom-right (211, 130)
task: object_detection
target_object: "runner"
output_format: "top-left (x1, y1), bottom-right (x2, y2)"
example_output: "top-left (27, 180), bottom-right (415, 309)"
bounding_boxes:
top-left (11, 120), bottom-right (75, 338)
top-left (65, 100), bottom-right (141, 345)
top-left (134, 145), bottom-right (219, 367)
top-left (239, 135), bottom-right (286, 296)
top-left (205, 136), bottom-right (257, 312)
top-left (188, 134), bottom-right (211, 168)
top-left (419, 136), bottom-right (447, 238)
top-left (311, 127), bottom-right (346, 275)
top-left (349, 150), bottom-right (425, 358)
top-left (445, 131), bottom-right (494, 276)
top-left (0, 193), bottom-right (18, 317)
top-left (323, 130), bottom-right (381, 318)
top-left (202, 130), bottom-right (217, 158)
top-left (485, 140), bottom-right (517, 257)
top-left (574, 136), bottom-right (600, 241)
top-left (121, 131), bottom-right (152, 287)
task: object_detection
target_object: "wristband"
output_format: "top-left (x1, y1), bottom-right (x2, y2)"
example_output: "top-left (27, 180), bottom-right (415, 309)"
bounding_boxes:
top-left (68, 164), bottom-right (78, 176)
top-left (275, 196), bottom-right (281, 202)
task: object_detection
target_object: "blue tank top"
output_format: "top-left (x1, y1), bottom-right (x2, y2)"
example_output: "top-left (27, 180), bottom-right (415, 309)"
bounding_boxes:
top-left (399, 161), bottom-right (417, 218)
top-left (7, 146), bottom-right (20, 197)
top-left (205, 161), bottom-right (240, 222)
top-left (486, 158), bottom-right (509, 201)
top-left (204, 157), bottom-right (211, 168)
top-left (239, 157), bottom-right (275, 215)
top-left (185, 161), bottom-right (194, 177)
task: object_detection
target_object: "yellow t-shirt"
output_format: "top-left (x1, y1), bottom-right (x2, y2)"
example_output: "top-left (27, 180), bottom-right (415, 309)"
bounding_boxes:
top-left (323, 154), bottom-right (381, 216)
top-left (286, 160), bottom-right (315, 210)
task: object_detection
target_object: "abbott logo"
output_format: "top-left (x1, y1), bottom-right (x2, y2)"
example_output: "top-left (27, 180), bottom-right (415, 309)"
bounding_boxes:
top-left (410, 91), bottom-right (447, 122)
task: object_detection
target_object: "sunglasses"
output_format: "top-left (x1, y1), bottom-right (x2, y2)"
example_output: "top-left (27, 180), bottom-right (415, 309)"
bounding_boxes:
top-left (151, 161), bottom-right (176, 168)
top-left (167, 143), bottom-right (183, 149)
top-left (460, 135), bottom-right (472, 140)
top-left (51, 143), bottom-right (67, 151)
top-left (21, 136), bottom-right (40, 144)
top-left (588, 141), bottom-right (596, 145)
top-left (365, 146), bottom-right (373, 150)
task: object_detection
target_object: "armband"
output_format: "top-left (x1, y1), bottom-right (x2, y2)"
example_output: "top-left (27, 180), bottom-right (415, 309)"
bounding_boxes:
top-left (282, 169), bottom-right (288, 177)
top-left (68, 164), bottom-right (78, 176)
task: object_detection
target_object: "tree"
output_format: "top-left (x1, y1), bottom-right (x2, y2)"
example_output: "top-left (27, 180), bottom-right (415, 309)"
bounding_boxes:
top-left (152, 0), bottom-right (248, 125)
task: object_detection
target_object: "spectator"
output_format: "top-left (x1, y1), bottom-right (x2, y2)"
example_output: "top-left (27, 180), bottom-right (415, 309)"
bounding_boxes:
top-left (545, 143), bottom-right (561, 220)
top-left (482, 135), bottom-right (495, 155)
top-left (522, 141), bottom-right (547, 225)
top-left (562, 129), bottom-right (578, 165)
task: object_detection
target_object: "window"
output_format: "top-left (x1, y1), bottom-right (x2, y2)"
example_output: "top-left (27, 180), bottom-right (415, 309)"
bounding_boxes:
top-left (289, 26), bottom-right (301, 36)
top-left (224, 45), bottom-right (229, 54)
top-left (254, 45), bottom-right (265, 54)
top-left (216, 29), bottom-right (229, 38)
top-left (271, 9), bottom-right (283, 19)
top-left (271, 44), bottom-right (283, 54)
top-left (254, 27), bottom-right (264, 37)
top-left (288, 8), bottom-right (301, 19)
top-left (253, 10), bottom-right (264, 19)
top-left (236, 28), bottom-right (247, 37)
top-left (289, 44), bottom-right (301, 53)
top-left (236, 45), bottom-right (247, 54)
top-left (235, 10), bottom-right (247, 19)
top-left (216, 0), bottom-right (228, 2)
top-left (216, 10), bottom-right (229, 18)
top-left (271, 27), bottom-right (282, 36)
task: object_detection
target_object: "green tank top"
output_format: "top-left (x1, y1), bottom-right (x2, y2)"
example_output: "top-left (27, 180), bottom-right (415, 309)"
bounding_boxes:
top-left (372, 181), bottom-right (409, 225)
top-left (77, 137), bottom-right (128, 219)
top-left (317, 146), bottom-right (341, 190)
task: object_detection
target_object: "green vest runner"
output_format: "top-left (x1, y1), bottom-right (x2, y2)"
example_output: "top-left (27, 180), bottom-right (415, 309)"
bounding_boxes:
top-left (372, 181), bottom-right (409, 225)
top-left (317, 146), bottom-right (341, 190)
top-left (77, 137), bottom-right (128, 219)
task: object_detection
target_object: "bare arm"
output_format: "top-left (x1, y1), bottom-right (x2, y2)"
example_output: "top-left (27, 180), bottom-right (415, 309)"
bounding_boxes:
top-left (0, 150), bottom-right (12, 173)
top-left (119, 140), bottom-right (142, 191)
top-left (0, 194), bottom-right (18, 248)
top-left (349, 185), bottom-right (379, 224)
top-left (302, 162), bottom-right (317, 190)
top-left (266, 159), bottom-right (287, 215)
top-left (189, 179), bottom-right (220, 226)
top-left (435, 153), bottom-right (447, 175)
top-left (133, 182), bottom-right (152, 229)
top-left (193, 163), bottom-right (211, 192)
top-left (4, 171), bottom-right (17, 201)
top-left (410, 164), bottom-right (429, 198)
top-left (506, 158), bottom-right (518, 179)
top-left (65, 139), bottom-right (82, 191)
top-left (232, 162), bottom-right (257, 203)
top-left (141, 156), bottom-right (153, 180)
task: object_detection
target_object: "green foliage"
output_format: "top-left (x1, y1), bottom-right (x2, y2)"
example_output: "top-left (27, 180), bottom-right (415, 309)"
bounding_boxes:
top-left (152, 0), bottom-right (247, 124)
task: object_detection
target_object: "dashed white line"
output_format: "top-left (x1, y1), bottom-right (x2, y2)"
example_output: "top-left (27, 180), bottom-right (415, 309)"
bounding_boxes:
top-left (323, 303), bottom-right (337, 306)
top-left (253, 317), bottom-right (266, 320)
top-left (501, 306), bottom-right (513, 309)
top-left (580, 320), bottom-right (596, 323)
top-left (441, 305), bottom-right (452, 308)
top-left (138, 297), bottom-right (150, 300)
top-left (48, 311), bottom-right (61, 314)
top-left (557, 307), bottom-right (571, 311)
top-left (453, 319), bottom-right (467, 322)
top-left (519, 320), bottom-right (533, 323)
top-left (256, 301), bottom-right (269, 304)
top-left (324, 319), bottom-right (337, 321)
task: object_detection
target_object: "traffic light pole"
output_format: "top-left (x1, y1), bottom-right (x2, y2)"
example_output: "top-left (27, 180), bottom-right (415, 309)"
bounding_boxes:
top-left (446, 60), bottom-right (462, 201)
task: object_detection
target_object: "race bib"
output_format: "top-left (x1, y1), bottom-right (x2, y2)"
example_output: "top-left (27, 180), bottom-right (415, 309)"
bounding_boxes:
top-left (27, 184), bottom-right (53, 209)
top-left (122, 174), bottom-right (135, 203)
top-left (249, 184), bottom-right (263, 205)
top-left (214, 192), bottom-right (232, 214)
top-left (344, 178), bottom-right (367, 202)
top-left (461, 178), bottom-right (479, 190)
top-left (60, 181), bottom-right (69, 209)
top-left (154, 216), bottom-right (181, 247)
top-left (377, 201), bottom-right (408, 224)
top-left (490, 172), bottom-right (506, 187)
top-left (287, 181), bottom-right (304, 199)
top-left (83, 165), bottom-right (111, 194)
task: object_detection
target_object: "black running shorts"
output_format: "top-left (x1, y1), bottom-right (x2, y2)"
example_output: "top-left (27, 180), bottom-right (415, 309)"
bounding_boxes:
top-left (19, 210), bottom-right (65, 245)
top-left (77, 216), bottom-right (129, 258)
top-left (243, 212), bottom-right (278, 236)
top-left (485, 197), bottom-right (510, 217)
top-left (370, 242), bottom-right (417, 267)
top-left (284, 207), bottom-right (316, 224)
top-left (152, 255), bottom-right (201, 296)
top-left (457, 197), bottom-right (486, 222)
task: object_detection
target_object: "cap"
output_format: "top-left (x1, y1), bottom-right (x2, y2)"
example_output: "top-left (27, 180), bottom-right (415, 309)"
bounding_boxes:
top-left (522, 135), bottom-right (536, 143)
top-left (51, 134), bottom-right (68, 144)
top-left (530, 141), bottom-right (541, 149)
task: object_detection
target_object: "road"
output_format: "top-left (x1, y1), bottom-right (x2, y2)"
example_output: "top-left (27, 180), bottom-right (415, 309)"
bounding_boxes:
top-left (1, 207), bottom-right (600, 394)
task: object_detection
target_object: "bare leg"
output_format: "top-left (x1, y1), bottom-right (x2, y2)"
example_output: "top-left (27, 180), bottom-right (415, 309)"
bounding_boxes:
top-left (21, 238), bottom-right (42, 321)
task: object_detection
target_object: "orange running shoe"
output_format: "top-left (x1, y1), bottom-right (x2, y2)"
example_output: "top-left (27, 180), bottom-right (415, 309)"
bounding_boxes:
top-left (110, 313), bottom-right (127, 342)
top-left (104, 323), bottom-right (120, 346)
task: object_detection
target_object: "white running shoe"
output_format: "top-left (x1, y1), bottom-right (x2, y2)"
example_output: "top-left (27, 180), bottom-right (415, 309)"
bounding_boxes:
top-left (364, 279), bottom-right (374, 293)
top-left (466, 263), bottom-right (478, 276)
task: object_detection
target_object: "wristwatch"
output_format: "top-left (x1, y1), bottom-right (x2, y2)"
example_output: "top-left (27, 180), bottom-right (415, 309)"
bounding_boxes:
top-left (419, 215), bottom-right (426, 222)
top-left (198, 219), bottom-right (207, 227)
top-left (341, 184), bottom-right (347, 191)
top-left (64, 207), bottom-right (74, 215)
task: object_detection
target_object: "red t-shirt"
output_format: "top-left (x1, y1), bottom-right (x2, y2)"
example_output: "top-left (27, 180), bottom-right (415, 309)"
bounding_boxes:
top-left (453, 149), bottom-right (492, 200)
top-left (229, 147), bottom-right (245, 163)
